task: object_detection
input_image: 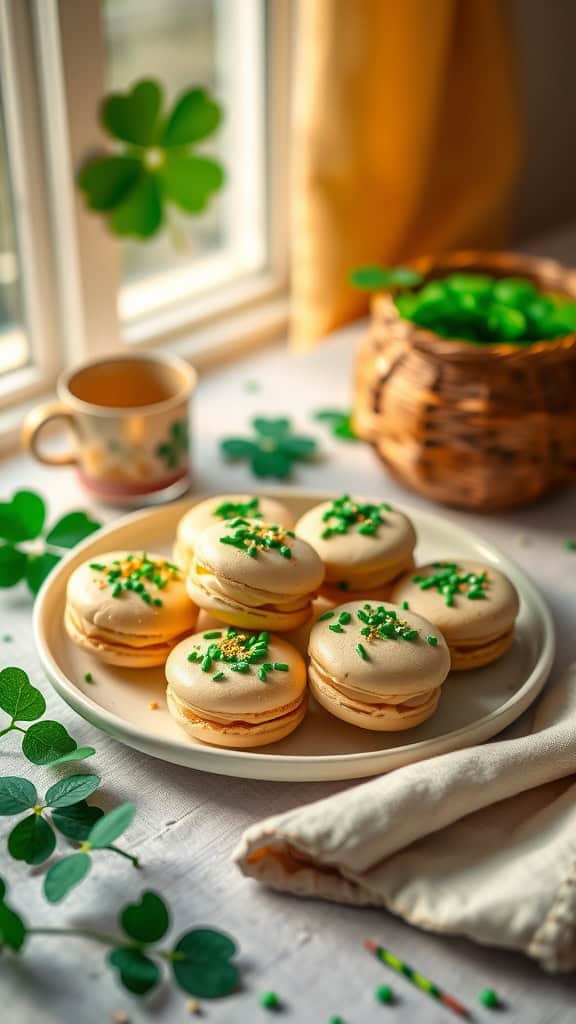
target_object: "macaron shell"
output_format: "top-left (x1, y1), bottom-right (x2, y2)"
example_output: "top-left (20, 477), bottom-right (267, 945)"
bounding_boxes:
top-left (193, 521), bottom-right (325, 596)
top-left (66, 551), bottom-right (198, 639)
top-left (183, 582), bottom-right (312, 632)
top-left (174, 495), bottom-right (294, 569)
top-left (295, 501), bottom-right (416, 584)
top-left (165, 632), bottom-right (306, 716)
top-left (390, 561), bottom-right (519, 645)
top-left (309, 668), bottom-right (440, 731)
top-left (449, 628), bottom-right (515, 671)
top-left (166, 686), bottom-right (306, 748)
top-left (309, 601), bottom-right (450, 698)
top-left (65, 606), bottom-right (181, 668)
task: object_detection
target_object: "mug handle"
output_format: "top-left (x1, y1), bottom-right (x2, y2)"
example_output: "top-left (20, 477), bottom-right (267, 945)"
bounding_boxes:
top-left (21, 402), bottom-right (80, 466)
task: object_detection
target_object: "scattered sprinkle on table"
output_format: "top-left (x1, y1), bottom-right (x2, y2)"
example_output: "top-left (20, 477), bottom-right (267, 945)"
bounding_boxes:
top-left (328, 1016), bottom-right (346, 1024)
top-left (83, 672), bottom-right (93, 683)
top-left (2, 634), bottom-right (13, 642)
top-left (111, 1012), bottom-right (130, 1024)
top-left (375, 984), bottom-right (395, 1004)
top-left (185, 997), bottom-right (201, 1014)
top-left (365, 940), bottom-right (471, 1018)
top-left (148, 701), bottom-right (159, 710)
top-left (260, 990), bottom-right (281, 1010)
top-left (478, 988), bottom-right (500, 1009)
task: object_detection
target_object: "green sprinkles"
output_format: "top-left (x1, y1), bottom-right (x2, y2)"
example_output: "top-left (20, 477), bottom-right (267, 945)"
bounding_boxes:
top-left (92, 553), bottom-right (180, 607)
top-left (338, 611), bottom-right (351, 625)
top-left (213, 497), bottom-right (262, 520)
top-left (260, 991), bottom-right (281, 1010)
top-left (413, 562), bottom-right (489, 606)
top-left (329, 623), bottom-right (344, 633)
top-left (375, 984), bottom-right (395, 1004)
top-left (212, 671), bottom-right (225, 682)
top-left (426, 635), bottom-right (438, 646)
top-left (203, 630), bottom-right (223, 639)
top-left (320, 493), bottom-right (392, 540)
top-left (191, 627), bottom-right (273, 682)
top-left (219, 519), bottom-right (294, 559)
top-left (356, 642), bottom-right (368, 661)
top-left (83, 672), bottom-right (93, 683)
top-left (318, 610), bottom-right (335, 621)
top-left (401, 600), bottom-right (410, 610)
top-left (478, 988), bottom-right (500, 1009)
top-left (327, 603), bottom-right (422, 646)
top-left (274, 662), bottom-right (289, 671)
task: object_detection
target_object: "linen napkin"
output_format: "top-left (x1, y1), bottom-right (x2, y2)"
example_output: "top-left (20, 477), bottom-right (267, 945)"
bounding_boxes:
top-left (235, 666), bottom-right (576, 971)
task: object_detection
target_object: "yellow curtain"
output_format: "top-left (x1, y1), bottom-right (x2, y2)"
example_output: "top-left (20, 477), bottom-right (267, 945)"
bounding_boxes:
top-left (291, 0), bottom-right (522, 347)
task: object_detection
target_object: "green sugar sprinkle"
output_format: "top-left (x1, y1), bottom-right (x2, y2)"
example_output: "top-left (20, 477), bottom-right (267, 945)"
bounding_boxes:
top-left (213, 497), bottom-right (262, 520)
top-left (401, 600), bottom-right (410, 610)
top-left (89, 562), bottom-right (105, 571)
top-left (212, 671), bottom-right (225, 681)
top-left (258, 667), bottom-right (268, 681)
top-left (83, 672), bottom-right (93, 683)
top-left (193, 629), bottom-right (273, 679)
top-left (201, 655), bottom-right (212, 672)
top-left (274, 662), bottom-right (289, 671)
top-left (328, 623), bottom-right (344, 633)
top-left (413, 562), bottom-right (489, 606)
top-left (426, 635), bottom-right (439, 646)
top-left (320, 493), bottom-right (392, 540)
top-left (91, 553), bottom-right (180, 607)
top-left (356, 642), bottom-right (368, 661)
top-left (203, 630), bottom-right (223, 639)
top-left (318, 610), bottom-right (335, 621)
top-left (219, 519), bottom-right (294, 559)
top-left (338, 611), bottom-right (351, 625)
top-left (354, 603), bottom-right (422, 645)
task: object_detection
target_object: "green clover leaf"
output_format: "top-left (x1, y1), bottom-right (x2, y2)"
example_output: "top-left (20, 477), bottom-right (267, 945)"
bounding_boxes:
top-left (171, 928), bottom-right (238, 998)
top-left (21, 721), bottom-right (78, 765)
top-left (121, 891), bottom-right (170, 944)
top-left (8, 814), bottom-right (56, 865)
top-left (0, 667), bottom-right (46, 721)
top-left (108, 947), bottom-right (161, 995)
top-left (44, 774), bottom-right (101, 810)
top-left (25, 552), bottom-right (61, 596)
top-left (51, 799), bottom-right (104, 841)
top-left (313, 408), bottom-right (359, 441)
top-left (0, 879), bottom-right (27, 952)
top-left (44, 511), bottom-right (101, 549)
top-left (87, 802), bottom-right (135, 849)
top-left (0, 545), bottom-right (28, 587)
top-left (0, 491), bottom-right (46, 542)
top-left (0, 777), bottom-right (38, 816)
top-left (220, 417), bottom-right (318, 479)
top-left (78, 78), bottom-right (224, 240)
top-left (44, 852), bottom-right (92, 904)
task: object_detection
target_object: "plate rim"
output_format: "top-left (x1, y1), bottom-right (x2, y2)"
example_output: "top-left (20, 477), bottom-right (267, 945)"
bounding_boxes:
top-left (33, 494), bottom-right (556, 776)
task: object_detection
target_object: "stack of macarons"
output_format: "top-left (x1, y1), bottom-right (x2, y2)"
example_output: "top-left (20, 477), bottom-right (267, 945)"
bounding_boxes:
top-left (63, 492), bottom-right (521, 748)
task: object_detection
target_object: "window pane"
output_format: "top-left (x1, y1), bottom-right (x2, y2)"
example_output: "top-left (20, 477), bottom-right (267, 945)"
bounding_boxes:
top-left (104, 0), bottom-right (267, 326)
top-left (0, 89), bottom-right (28, 376)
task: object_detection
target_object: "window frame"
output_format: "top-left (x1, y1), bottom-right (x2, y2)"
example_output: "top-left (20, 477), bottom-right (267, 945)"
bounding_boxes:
top-left (0, 0), bottom-right (291, 448)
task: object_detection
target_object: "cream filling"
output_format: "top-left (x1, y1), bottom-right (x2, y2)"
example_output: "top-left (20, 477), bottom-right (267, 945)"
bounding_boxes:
top-left (190, 564), bottom-right (312, 613)
top-left (310, 666), bottom-right (438, 718)
top-left (168, 685), bottom-right (305, 729)
top-left (310, 656), bottom-right (437, 707)
top-left (323, 554), bottom-right (414, 589)
top-left (449, 626), bottom-right (514, 651)
top-left (66, 606), bottom-right (179, 651)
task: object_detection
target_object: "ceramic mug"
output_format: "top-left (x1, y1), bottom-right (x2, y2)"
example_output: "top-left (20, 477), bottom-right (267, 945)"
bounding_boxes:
top-left (22, 352), bottom-right (196, 505)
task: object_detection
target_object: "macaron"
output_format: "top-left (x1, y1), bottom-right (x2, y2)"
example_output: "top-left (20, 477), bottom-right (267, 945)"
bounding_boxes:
top-left (166, 627), bottom-right (306, 747)
top-left (308, 600), bottom-right (450, 731)
top-left (65, 551), bottom-right (199, 667)
top-left (186, 518), bottom-right (325, 631)
top-left (295, 495), bottom-right (416, 600)
top-left (173, 494), bottom-right (294, 572)
top-left (391, 561), bottom-right (520, 670)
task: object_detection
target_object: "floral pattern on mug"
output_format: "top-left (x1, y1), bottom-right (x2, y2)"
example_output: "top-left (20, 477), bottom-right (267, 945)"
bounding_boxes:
top-left (155, 420), bottom-right (189, 469)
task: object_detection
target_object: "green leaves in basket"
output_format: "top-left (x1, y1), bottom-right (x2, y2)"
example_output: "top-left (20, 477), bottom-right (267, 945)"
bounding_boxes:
top-left (77, 79), bottom-right (225, 240)
top-left (0, 667), bottom-right (95, 766)
top-left (0, 490), bottom-right (101, 595)
top-left (221, 417), bottom-right (318, 479)
top-left (350, 265), bottom-right (423, 290)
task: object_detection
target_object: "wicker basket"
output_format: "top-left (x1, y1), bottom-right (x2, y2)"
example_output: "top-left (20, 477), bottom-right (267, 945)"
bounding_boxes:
top-left (353, 251), bottom-right (576, 510)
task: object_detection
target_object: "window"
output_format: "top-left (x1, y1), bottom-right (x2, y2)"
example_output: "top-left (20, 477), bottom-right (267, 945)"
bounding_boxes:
top-left (0, 0), bottom-right (289, 430)
top-left (104, 0), bottom-right (269, 332)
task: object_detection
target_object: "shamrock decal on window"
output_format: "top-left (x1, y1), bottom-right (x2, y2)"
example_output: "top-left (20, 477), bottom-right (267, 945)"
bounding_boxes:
top-left (77, 79), bottom-right (225, 240)
top-left (220, 417), bottom-right (318, 479)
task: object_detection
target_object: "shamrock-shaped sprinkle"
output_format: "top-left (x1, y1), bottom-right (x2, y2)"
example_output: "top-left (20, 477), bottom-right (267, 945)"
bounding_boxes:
top-left (220, 417), bottom-right (317, 478)
top-left (313, 409), bottom-right (359, 441)
top-left (321, 495), bottom-right (392, 539)
top-left (413, 563), bottom-right (488, 606)
top-left (156, 420), bottom-right (189, 469)
top-left (78, 79), bottom-right (224, 239)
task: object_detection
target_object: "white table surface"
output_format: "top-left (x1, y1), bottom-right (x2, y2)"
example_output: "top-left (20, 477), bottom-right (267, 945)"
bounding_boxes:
top-left (2, 287), bottom-right (576, 1023)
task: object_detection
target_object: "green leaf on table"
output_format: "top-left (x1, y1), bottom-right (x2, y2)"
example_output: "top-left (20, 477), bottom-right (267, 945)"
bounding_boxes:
top-left (88, 802), bottom-right (135, 848)
top-left (44, 511), bottom-right (101, 549)
top-left (0, 882), bottom-right (27, 952)
top-left (0, 667), bottom-right (46, 721)
top-left (162, 153), bottom-right (224, 213)
top-left (109, 174), bottom-right (163, 240)
top-left (45, 773), bottom-right (101, 809)
top-left (46, 746), bottom-right (96, 767)
top-left (350, 265), bottom-right (423, 290)
top-left (220, 416), bottom-right (318, 480)
top-left (0, 491), bottom-right (46, 542)
top-left (8, 814), bottom-right (56, 865)
top-left (161, 87), bottom-right (222, 147)
top-left (25, 552), bottom-right (61, 595)
top-left (51, 799), bottom-right (104, 841)
top-left (102, 79), bottom-right (163, 147)
top-left (108, 947), bottom-right (161, 995)
top-left (121, 891), bottom-right (170, 944)
top-left (251, 450), bottom-right (293, 478)
top-left (0, 777), bottom-right (38, 815)
top-left (171, 928), bottom-right (238, 998)
top-left (43, 852), bottom-right (92, 903)
top-left (22, 721), bottom-right (77, 765)
top-left (0, 546), bottom-right (28, 588)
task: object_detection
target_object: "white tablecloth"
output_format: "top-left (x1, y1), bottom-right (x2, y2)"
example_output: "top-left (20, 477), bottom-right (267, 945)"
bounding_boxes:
top-left (2, 292), bottom-right (576, 1022)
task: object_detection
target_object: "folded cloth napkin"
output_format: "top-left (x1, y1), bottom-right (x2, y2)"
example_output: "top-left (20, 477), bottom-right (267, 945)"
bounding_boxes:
top-left (235, 666), bottom-right (576, 971)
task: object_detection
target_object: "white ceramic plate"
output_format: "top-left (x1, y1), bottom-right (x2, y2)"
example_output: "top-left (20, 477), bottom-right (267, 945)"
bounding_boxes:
top-left (34, 493), bottom-right (555, 782)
